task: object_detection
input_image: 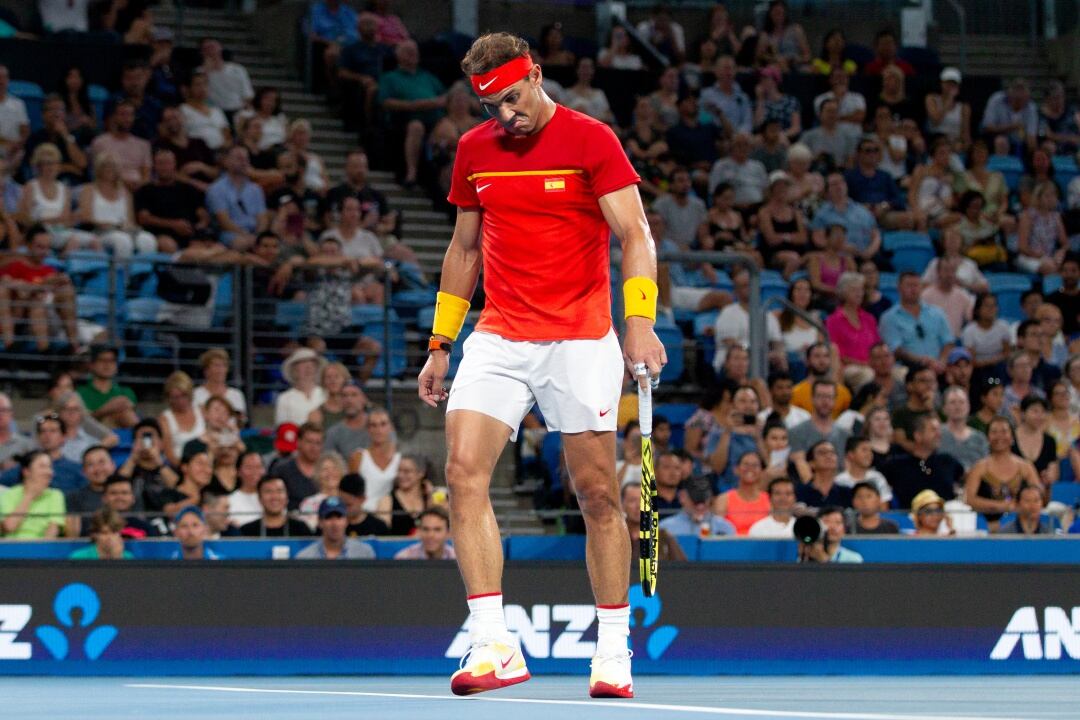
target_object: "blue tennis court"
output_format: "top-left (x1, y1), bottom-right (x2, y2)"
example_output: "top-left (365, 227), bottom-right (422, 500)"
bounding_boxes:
top-left (2, 676), bottom-right (1074, 719)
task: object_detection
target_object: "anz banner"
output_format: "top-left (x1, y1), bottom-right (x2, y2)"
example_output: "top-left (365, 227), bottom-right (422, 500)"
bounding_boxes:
top-left (0, 562), bottom-right (1078, 676)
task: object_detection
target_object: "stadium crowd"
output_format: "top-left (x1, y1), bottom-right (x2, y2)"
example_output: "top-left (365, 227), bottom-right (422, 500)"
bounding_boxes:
top-left (1, 1), bottom-right (1080, 555)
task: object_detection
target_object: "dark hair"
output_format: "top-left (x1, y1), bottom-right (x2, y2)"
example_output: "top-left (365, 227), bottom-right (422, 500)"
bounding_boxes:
top-left (297, 421), bottom-right (324, 440)
top-left (850, 382), bottom-right (882, 413)
top-left (237, 449), bottom-right (262, 469)
top-left (817, 504), bottom-right (844, 519)
top-left (104, 473), bottom-right (133, 489)
top-left (712, 182), bottom-right (734, 199)
top-left (134, 417), bottom-right (162, 438)
top-left (1020, 395), bottom-right (1048, 412)
top-left (780, 278), bottom-right (812, 331)
top-left (1020, 289), bottom-right (1043, 305)
top-left (911, 412), bottom-right (938, 436)
top-left (200, 488), bottom-right (227, 507)
top-left (805, 341), bottom-right (829, 362)
top-left (255, 231), bottom-right (279, 245)
top-left (418, 505), bottom-right (450, 528)
top-left (1017, 483), bottom-right (1044, 503)
top-left (899, 270), bottom-right (921, 283)
top-left (1061, 251), bottom-right (1080, 269)
top-left (1017, 318), bottom-right (1041, 339)
top-left (763, 0), bottom-right (789, 34)
top-left (35, 412), bottom-right (66, 435)
top-left (767, 370), bottom-right (793, 388)
top-left (957, 190), bottom-right (985, 215)
top-left (88, 507), bottom-right (125, 536)
top-left (16, 449), bottom-right (48, 473)
top-left (257, 475), bottom-right (285, 493)
top-left (904, 361), bottom-right (932, 384)
top-left (736, 450), bottom-right (764, 467)
top-left (1024, 146), bottom-right (1056, 180)
top-left (819, 28), bottom-right (846, 62)
top-left (811, 378), bottom-right (836, 396)
top-left (81, 445), bottom-right (110, 465)
top-left (654, 414), bottom-right (671, 429)
top-left (844, 435), bottom-right (870, 455)
top-left (807, 440), bottom-right (834, 462)
top-left (767, 476), bottom-right (795, 495)
top-left (851, 481), bottom-right (880, 496)
top-left (972, 292), bottom-right (996, 320)
top-left (25, 223), bottom-right (50, 244)
top-left (874, 28), bottom-right (897, 43)
top-left (57, 65), bottom-right (92, 118)
top-left (538, 23), bottom-right (565, 55)
top-left (622, 419), bottom-right (640, 436)
top-left (253, 86), bottom-right (282, 115)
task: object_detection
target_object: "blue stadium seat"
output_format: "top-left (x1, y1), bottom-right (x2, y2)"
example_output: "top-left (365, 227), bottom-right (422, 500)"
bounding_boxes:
top-left (363, 320), bottom-right (406, 378)
top-left (1059, 456), bottom-right (1074, 484)
top-left (211, 271), bottom-right (233, 326)
top-left (759, 270), bottom-right (788, 301)
top-left (998, 512), bottom-right (1060, 531)
top-left (123, 297), bottom-right (162, 322)
top-left (655, 402), bottom-right (697, 449)
top-left (882, 231), bottom-right (933, 251)
top-left (889, 242), bottom-right (935, 274)
top-left (880, 510), bottom-right (915, 531)
top-left (273, 301), bottom-right (307, 332)
top-left (986, 273), bottom-right (1034, 321)
top-left (1043, 274), bottom-right (1063, 295)
top-left (390, 288), bottom-right (437, 323)
top-left (654, 323), bottom-right (684, 383)
top-left (9, 80), bottom-right (44, 131)
top-left (75, 294), bottom-right (110, 324)
top-left (351, 304), bottom-right (396, 327)
top-left (66, 252), bottom-right (111, 296)
top-left (417, 305), bottom-right (435, 330)
top-left (540, 431), bottom-right (563, 490)
top-left (1050, 481), bottom-right (1079, 506)
top-left (446, 323), bottom-right (475, 379)
top-left (88, 84), bottom-right (109, 124)
top-left (878, 271), bottom-right (899, 303)
top-left (988, 156), bottom-right (1023, 192)
top-left (1052, 156), bottom-right (1079, 188)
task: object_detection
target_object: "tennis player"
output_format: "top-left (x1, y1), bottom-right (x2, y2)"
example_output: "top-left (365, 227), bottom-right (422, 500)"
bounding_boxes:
top-left (417, 33), bottom-right (665, 698)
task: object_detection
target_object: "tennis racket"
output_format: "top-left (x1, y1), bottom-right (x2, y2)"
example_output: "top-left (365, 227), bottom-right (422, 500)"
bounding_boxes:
top-left (635, 363), bottom-right (659, 597)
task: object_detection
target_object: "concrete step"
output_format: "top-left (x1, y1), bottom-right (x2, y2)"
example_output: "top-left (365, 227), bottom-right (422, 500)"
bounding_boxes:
top-left (402, 223), bottom-right (453, 235)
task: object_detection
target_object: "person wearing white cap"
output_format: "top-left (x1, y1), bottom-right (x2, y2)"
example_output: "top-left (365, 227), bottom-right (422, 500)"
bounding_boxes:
top-left (274, 348), bottom-right (328, 426)
top-left (926, 67), bottom-right (971, 150)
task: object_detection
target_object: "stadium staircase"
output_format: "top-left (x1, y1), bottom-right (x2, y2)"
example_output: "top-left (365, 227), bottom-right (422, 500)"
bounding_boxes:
top-left (936, 34), bottom-right (1059, 95)
top-left (154, 6), bottom-right (455, 279)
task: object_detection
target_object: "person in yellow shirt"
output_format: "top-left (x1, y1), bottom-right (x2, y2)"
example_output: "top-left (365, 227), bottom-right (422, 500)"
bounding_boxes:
top-left (791, 342), bottom-right (851, 418)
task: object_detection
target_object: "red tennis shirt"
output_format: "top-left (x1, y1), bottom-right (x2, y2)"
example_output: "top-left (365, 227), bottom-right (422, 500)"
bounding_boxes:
top-left (447, 105), bottom-right (640, 341)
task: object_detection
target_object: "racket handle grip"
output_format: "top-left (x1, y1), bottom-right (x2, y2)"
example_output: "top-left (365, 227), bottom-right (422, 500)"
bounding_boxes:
top-left (635, 365), bottom-right (653, 437)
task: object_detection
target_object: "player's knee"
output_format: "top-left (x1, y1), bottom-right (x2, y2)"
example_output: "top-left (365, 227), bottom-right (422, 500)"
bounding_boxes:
top-left (575, 481), bottom-right (621, 522)
top-left (444, 455), bottom-right (487, 497)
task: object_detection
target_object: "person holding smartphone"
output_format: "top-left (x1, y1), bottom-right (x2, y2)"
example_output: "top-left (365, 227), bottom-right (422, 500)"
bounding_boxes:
top-left (117, 418), bottom-right (177, 512)
top-left (706, 385), bottom-right (765, 491)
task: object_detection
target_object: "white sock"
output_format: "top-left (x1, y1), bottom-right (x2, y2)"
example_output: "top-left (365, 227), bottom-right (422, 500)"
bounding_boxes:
top-left (467, 592), bottom-right (507, 642)
top-left (595, 604), bottom-right (630, 657)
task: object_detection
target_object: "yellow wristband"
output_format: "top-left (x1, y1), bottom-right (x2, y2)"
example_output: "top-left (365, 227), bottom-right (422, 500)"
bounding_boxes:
top-left (623, 277), bottom-right (658, 322)
top-left (432, 291), bottom-right (471, 341)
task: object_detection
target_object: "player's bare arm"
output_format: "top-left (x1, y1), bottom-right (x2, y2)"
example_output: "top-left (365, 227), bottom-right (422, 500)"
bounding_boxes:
top-left (417, 207), bottom-right (482, 407)
top-left (599, 185), bottom-right (668, 379)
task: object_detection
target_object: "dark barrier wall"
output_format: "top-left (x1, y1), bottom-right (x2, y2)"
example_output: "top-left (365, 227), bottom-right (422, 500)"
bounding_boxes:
top-left (0, 562), bottom-right (1078, 676)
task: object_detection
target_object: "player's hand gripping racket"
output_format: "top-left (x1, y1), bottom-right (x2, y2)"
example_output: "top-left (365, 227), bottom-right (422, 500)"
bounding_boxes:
top-left (635, 363), bottom-right (659, 597)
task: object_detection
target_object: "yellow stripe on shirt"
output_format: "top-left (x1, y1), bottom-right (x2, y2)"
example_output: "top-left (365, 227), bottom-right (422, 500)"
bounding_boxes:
top-left (466, 169), bottom-right (584, 181)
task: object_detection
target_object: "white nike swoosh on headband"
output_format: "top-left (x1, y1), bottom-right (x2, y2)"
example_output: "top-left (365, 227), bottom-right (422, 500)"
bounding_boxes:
top-left (478, 76), bottom-right (498, 91)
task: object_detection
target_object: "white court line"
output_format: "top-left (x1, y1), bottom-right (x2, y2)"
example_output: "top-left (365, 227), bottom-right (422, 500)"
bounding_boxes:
top-left (125, 683), bottom-right (1032, 720)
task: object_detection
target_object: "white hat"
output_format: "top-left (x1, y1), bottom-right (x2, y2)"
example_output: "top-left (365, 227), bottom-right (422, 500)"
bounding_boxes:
top-left (940, 67), bottom-right (962, 84)
top-left (282, 348), bottom-right (327, 386)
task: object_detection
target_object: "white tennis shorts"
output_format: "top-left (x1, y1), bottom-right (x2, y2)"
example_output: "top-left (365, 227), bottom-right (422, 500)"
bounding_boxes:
top-left (447, 329), bottom-right (624, 441)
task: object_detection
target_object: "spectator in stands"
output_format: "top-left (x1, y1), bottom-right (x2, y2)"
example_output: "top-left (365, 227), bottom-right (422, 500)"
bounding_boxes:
top-left (1047, 255), bottom-right (1080, 337)
top-left (0, 66), bottom-right (29, 169)
top-left (135, 149), bottom-right (210, 252)
top-left (1013, 396), bottom-right (1058, 485)
top-left (871, 64), bottom-right (920, 129)
top-left (337, 13), bottom-right (390, 129)
top-left (869, 106), bottom-right (909, 180)
top-left (920, 256), bottom-right (973, 337)
top-left (319, 195), bottom-right (383, 268)
top-left (1039, 80), bottom-right (1080, 154)
top-left (752, 66), bottom-right (800, 143)
top-left (757, 172), bottom-right (809, 277)
top-left (324, 149), bottom-right (396, 237)
top-left (144, 445), bottom-right (213, 517)
top-left (269, 420), bottom-right (322, 510)
top-left (665, 92), bottom-right (721, 173)
top-left (69, 508), bottom-right (132, 559)
top-left (837, 436), bottom-right (893, 504)
top-left (796, 441), bottom-right (851, 508)
top-left (626, 98), bottom-right (670, 198)
top-left (298, 495), bottom-right (376, 558)
top-left (377, 40), bottom-right (446, 188)
top-left (649, 66), bottom-right (681, 130)
top-left (98, 473), bottom-right (154, 538)
top-left (0, 155), bottom-right (20, 218)
top-left (147, 27), bottom-right (179, 106)
top-left (598, 24), bottom-right (643, 71)
top-left (848, 482), bottom-right (899, 534)
top-left (860, 261), bottom-right (892, 320)
top-left (615, 420), bottom-right (643, 489)
top-left (171, 506), bottom-right (221, 559)
top-left (394, 505), bottom-right (455, 558)
top-left (700, 55), bottom-right (751, 135)
top-left (1036, 296), bottom-right (1070, 367)
top-left (78, 346), bottom-right (138, 429)
top-left (814, 67), bottom-right (865, 132)
top-left (958, 139), bottom-right (1013, 236)
top-left (759, 371), bottom-right (810, 429)
top-left (236, 117), bottom-right (284, 189)
top-left (791, 343), bottom-right (851, 418)
top-left (374, 454), bottom-right (431, 535)
top-left (367, 0), bottom-right (409, 46)
top-left (825, 273), bottom-right (879, 389)
top-left (309, 0), bottom-right (359, 90)
top-left (16, 145), bottom-right (86, 252)
top-left (659, 475), bottom-right (735, 536)
top-left (0, 396), bottom-right (29, 471)
top-left (430, 86), bottom-right (481, 199)
top-left (965, 416), bottom-right (1039, 530)
top-left (1016, 320), bottom-right (1061, 392)
top-left (239, 475), bottom-right (312, 537)
top-left (939, 385), bottom-right (989, 472)
top-left (863, 405), bottom-right (898, 469)
top-left (774, 278), bottom-right (822, 361)
top-left (0, 412), bottom-right (83, 493)
top-left (308, 362), bottom-right (351, 427)
top-left (751, 119), bottom-right (788, 175)
top-left (199, 37), bottom-right (254, 117)
top-left (684, 389), bottom-right (726, 464)
top-left (806, 224), bottom-right (855, 305)
top-left (862, 28), bottom-right (913, 76)
top-left (63, 444), bottom-right (112, 539)
top-left (55, 392), bottom-right (117, 464)
top-left (201, 490), bottom-right (237, 539)
top-left (705, 386), bottom-right (762, 489)
top-left (285, 120), bottom-right (330, 194)
top-left (981, 78), bottom-right (1038, 154)
top-left (926, 68), bottom-right (971, 152)
top-left (997, 484), bottom-right (1053, 535)
top-left (324, 381), bottom-right (370, 460)
top-left (969, 375), bottom-right (1005, 435)
top-left (1046, 379), bottom-right (1078, 458)
top-left (961, 293), bottom-right (1011, 375)
top-left (745, 476), bottom-right (796, 537)
top-left (650, 450), bottom-right (685, 514)
top-left (235, 88), bottom-right (287, 152)
top-left (157, 371), bottom-right (204, 468)
top-left (0, 450), bottom-right (64, 538)
top-left (784, 142), bottom-right (823, 212)
top-left (801, 98), bottom-right (857, 171)
top-left (909, 137), bottom-right (960, 229)
top-left (564, 57), bottom-right (614, 125)
top-left (924, 229), bottom-right (989, 295)
top-left (789, 381), bottom-right (851, 466)
top-left (712, 266), bottom-right (784, 371)
top-left (227, 450), bottom-right (263, 527)
top-left (1016, 182), bottom-right (1067, 275)
top-left (760, 0), bottom-right (809, 70)
top-left (712, 450), bottom-right (770, 535)
top-left (179, 73), bottom-right (232, 154)
top-left (1018, 147), bottom-right (1059, 209)
top-left (298, 451), bottom-right (346, 529)
top-left (812, 173), bottom-right (881, 262)
top-left (845, 136), bottom-right (921, 231)
top-left (636, 5), bottom-right (685, 64)
top-left (654, 168), bottom-right (707, 247)
top-left (109, 61), bottom-right (162, 141)
top-left (691, 187), bottom-right (759, 271)
top-left (811, 28), bottom-right (855, 76)
top-left (0, 225), bottom-right (81, 353)
top-left (57, 66), bottom-right (96, 147)
top-left (623, 480), bottom-right (686, 561)
top-left (883, 415), bottom-right (962, 510)
top-left (23, 94), bottom-right (87, 183)
top-left (909, 488), bottom-right (954, 535)
top-left (708, 132), bottom-right (767, 210)
top-left (349, 407), bottom-right (400, 512)
top-left (880, 272), bottom-right (954, 373)
top-left (835, 380), bottom-right (885, 434)
top-left (89, 102), bottom-right (151, 190)
top-left (155, 107), bottom-right (219, 193)
top-left (76, 153), bottom-right (158, 257)
top-left (206, 145), bottom-right (268, 250)
top-left (338, 471), bottom-right (389, 536)
top-left (891, 363), bottom-right (940, 449)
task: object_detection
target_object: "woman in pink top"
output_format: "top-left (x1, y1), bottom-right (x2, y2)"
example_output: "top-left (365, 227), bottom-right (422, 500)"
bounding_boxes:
top-left (825, 272), bottom-right (880, 391)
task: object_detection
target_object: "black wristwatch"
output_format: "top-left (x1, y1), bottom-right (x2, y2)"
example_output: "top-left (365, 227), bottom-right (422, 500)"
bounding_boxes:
top-left (428, 336), bottom-right (452, 354)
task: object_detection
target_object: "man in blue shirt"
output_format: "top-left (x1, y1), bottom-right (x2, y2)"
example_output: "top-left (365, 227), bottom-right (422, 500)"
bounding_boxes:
top-left (0, 414), bottom-right (86, 492)
top-left (205, 145), bottom-right (268, 250)
top-left (811, 172), bottom-right (881, 262)
top-left (337, 13), bottom-right (391, 130)
top-left (309, 0), bottom-right (359, 93)
top-left (170, 506), bottom-right (222, 560)
top-left (844, 136), bottom-right (924, 231)
top-left (880, 272), bottom-right (954, 373)
top-left (658, 475), bottom-right (736, 536)
top-left (699, 55), bottom-right (751, 135)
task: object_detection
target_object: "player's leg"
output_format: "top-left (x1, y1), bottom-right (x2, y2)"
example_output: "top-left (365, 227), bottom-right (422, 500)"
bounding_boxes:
top-left (445, 332), bottom-right (535, 695)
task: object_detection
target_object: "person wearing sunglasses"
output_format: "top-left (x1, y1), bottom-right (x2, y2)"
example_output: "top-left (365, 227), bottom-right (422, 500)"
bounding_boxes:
top-left (880, 271), bottom-right (955, 375)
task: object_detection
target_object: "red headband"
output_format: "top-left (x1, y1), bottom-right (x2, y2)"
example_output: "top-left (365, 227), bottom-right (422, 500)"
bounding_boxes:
top-left (470, 54), bottom-right (534, 97)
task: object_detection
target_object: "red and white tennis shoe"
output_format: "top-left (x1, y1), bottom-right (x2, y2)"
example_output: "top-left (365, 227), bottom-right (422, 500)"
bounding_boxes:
top-left (450, 636), bottom-right (531, 696)
top-left (588, 649), bottom-right (634, 698)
